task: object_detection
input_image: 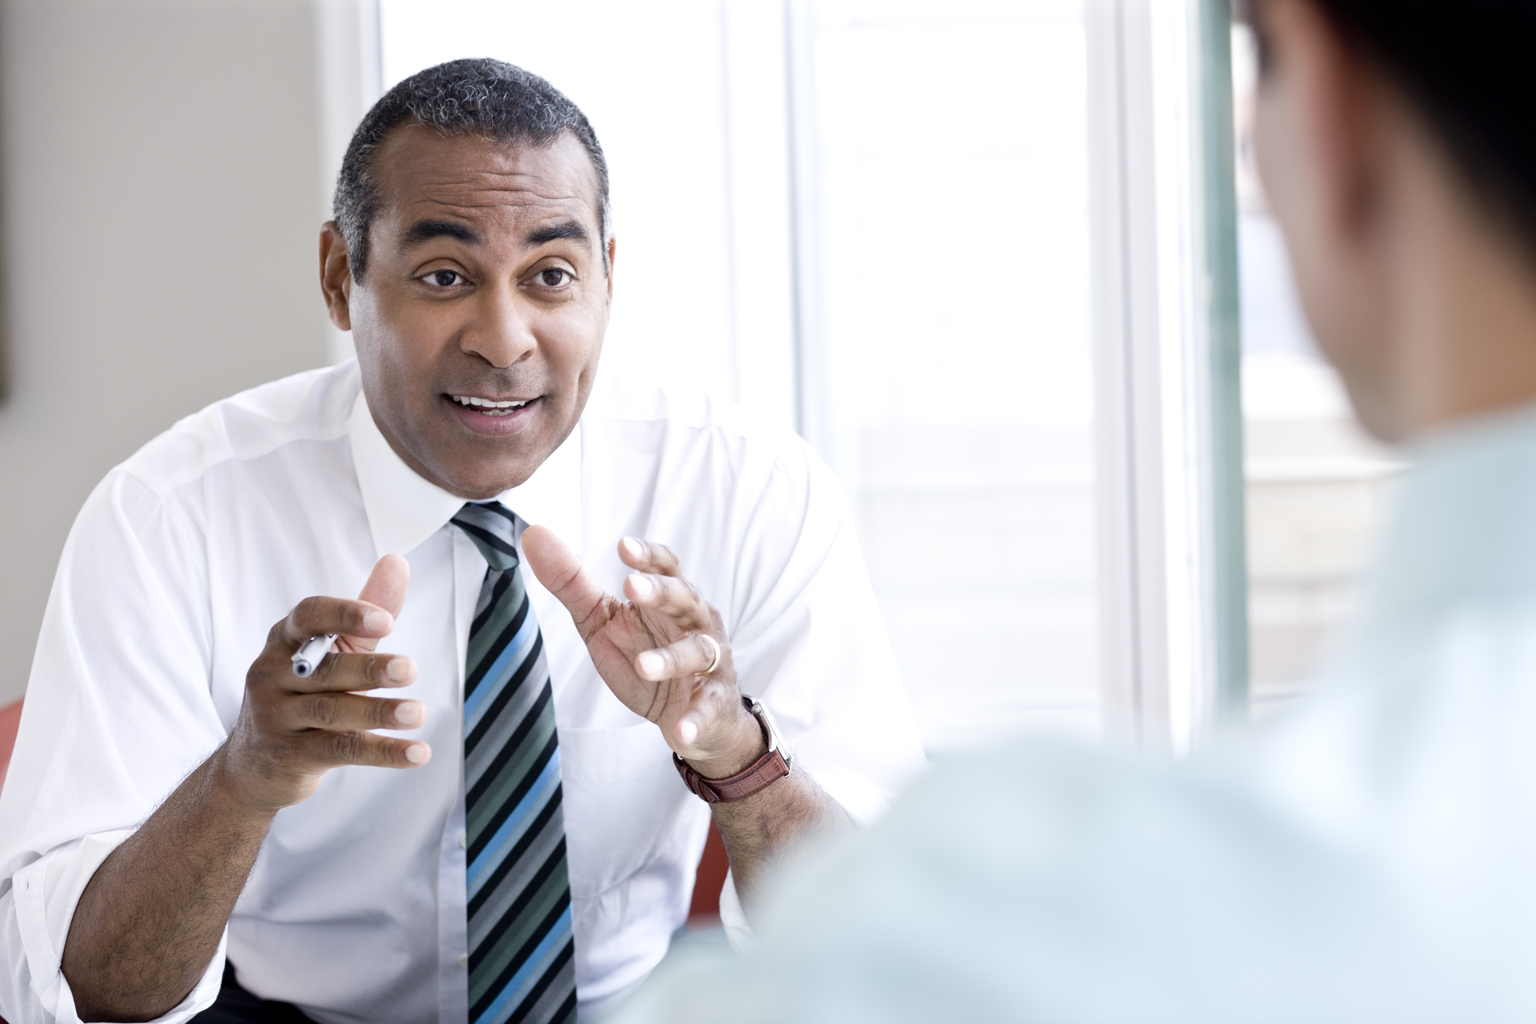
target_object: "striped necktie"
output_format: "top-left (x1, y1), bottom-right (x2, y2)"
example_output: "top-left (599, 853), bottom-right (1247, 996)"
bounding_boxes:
top-left (451, 502), bottom-right (577, 1024)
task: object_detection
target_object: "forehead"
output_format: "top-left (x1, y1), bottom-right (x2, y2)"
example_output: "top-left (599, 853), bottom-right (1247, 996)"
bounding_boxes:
top-left (369, 124), bottom-right (602, 240)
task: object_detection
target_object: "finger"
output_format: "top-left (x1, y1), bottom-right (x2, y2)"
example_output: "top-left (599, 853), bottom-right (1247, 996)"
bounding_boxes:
top-left (624, 573), bottom-right (712, 631)
top-left (286, 691), bottom-right (428, 733)
top-left (276, 597), bottom-right (393, 651)
top-left (618, 537), bottom-right (681, 577)
top-left (521, 525), bottom-right (611, 632)
top-left (290, 651), bottom-right (417, 694)
top-left (348, 554), bottom-right (411, 654)
top-left (635, 632), bottom-right (726, 682)
top-left (304, 730), bottom-right (432, 769)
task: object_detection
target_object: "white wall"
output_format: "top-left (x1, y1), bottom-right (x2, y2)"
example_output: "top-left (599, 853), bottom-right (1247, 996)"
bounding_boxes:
top-left (0, 0), bottom-right (349, 705)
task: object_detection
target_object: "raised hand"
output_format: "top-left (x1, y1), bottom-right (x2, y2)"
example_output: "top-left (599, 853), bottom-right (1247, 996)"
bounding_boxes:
top-left (221, 553), bottom-right (431, 812)
top-left (521, 527), bottom-right (763, 779)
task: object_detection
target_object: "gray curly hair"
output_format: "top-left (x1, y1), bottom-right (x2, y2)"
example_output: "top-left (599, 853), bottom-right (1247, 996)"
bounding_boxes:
top-left (333, 58), bottom-right (612, 281)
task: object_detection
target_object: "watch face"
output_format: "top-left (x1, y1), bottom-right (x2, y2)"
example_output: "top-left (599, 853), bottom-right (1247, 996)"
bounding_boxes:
top-left (757, 703), bottom-right (791, 761)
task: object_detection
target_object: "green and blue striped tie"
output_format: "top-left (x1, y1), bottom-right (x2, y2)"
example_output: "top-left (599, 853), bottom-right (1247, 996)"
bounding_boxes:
top-left (452, 502), bottom-right (577, 1024)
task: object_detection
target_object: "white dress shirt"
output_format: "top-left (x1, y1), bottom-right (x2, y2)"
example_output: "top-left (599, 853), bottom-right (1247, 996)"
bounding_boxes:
top-left (616, 404), bottom-right (1536, 1023)
top-left (0, 360), bottom-right (924, 1024)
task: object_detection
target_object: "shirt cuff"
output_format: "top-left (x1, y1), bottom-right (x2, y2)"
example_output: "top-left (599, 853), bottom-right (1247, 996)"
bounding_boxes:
top-left (9, 831), bottom-right (226, 1024)
top-left (801, 764), bottom-right (902, 826)
top-left (717, 869), bottom-right (757, 951)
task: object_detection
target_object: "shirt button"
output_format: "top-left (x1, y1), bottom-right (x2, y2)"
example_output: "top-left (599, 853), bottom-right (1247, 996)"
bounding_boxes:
top-left (458, 952), bottom-right (470, 968)
top-left (458, 833), bottom-right (468, 849)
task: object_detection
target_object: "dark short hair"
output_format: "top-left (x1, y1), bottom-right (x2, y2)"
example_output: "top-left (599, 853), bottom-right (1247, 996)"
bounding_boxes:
top-left (1260, 1), bottom-right (1536, 261)
top-left (333, 58), bottom-right (612, 281)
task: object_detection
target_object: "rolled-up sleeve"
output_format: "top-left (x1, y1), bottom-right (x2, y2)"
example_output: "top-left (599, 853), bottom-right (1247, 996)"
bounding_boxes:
top-left (2, 834), bottom-right (226, 1024)
top-left (723, 434), bottom-right (927, 823)
top-left (0, 469), bottom-right (229, 1023)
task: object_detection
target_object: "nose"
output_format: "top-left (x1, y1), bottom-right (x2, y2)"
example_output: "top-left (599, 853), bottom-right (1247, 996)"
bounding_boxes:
top-left (460, 279), bottom-right (535, 368)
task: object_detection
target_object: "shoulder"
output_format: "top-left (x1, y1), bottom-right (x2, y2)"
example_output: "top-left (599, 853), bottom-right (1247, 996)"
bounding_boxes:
top-left (115, 361), bottom-right (361, 498)
top-left (582, 378), bottom-right (823, 487)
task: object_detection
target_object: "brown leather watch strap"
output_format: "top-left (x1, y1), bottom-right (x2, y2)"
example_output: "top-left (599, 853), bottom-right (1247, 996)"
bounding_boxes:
top-left (673, 696), bottom-right (791, 804)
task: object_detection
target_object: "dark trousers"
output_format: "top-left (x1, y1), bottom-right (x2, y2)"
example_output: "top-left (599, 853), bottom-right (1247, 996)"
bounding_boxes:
top-left (189, 963), bottom-right (316, 1024)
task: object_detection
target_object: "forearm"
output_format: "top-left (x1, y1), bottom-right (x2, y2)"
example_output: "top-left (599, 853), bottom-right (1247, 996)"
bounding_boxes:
top-left (62, 743), bottom-right (276, 1023)
top-left (711, 764), bottom-right (849, 906)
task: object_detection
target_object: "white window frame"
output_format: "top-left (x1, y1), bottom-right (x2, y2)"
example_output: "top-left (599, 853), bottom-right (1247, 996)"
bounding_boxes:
top-left (1087, 0), bottom-right (1248, 753)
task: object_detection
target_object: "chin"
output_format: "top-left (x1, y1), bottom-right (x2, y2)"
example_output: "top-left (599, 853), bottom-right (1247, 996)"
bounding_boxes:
top-left (443, 473), bottom-right (530, 501)
top-left (1345, 386), bottom-right (1405, 445)
top-left (440, 457), bottom-right (543, 500)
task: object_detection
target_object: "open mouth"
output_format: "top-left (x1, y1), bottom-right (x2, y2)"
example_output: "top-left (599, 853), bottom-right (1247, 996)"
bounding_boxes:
top-left (448, 394), bottom-right (535, 417)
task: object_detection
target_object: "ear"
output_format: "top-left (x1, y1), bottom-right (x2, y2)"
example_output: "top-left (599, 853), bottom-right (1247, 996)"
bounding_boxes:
top-left (319, 221), bottom-right (354, 331)
top-left (605, 236), bottom-right (617, 302)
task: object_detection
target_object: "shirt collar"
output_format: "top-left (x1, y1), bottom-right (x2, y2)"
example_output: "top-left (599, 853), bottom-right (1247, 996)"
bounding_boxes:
top-left (348, 387), bottom-right (583, 559)
top-left (1359, 399), bottom-right (1536, 626)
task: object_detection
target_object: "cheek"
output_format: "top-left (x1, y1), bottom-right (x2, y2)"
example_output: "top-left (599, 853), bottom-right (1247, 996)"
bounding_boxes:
top-left (351, 292), bottom-right (443, 412)
top-left (1253, 90), bottom-right (1393, 433)
top-left (360, 293), bottom-right (450, 372)
top-left (1253, 89), bottom-right (1304, 237)
top-left (537, 305), bottom-right (607, 380)
top-left (350, 289), bottom-right (406, 365)
top-left (1254, 92), bottom-right (1336, 340)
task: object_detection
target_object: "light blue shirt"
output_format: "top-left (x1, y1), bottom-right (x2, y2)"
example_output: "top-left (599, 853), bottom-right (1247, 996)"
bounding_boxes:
top-left (617, 403), bottom-right (1536, 1023)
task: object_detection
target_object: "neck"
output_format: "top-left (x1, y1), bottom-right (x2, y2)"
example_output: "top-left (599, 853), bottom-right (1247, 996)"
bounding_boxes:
top-left (1386, 148), bottom-right (1536, 439)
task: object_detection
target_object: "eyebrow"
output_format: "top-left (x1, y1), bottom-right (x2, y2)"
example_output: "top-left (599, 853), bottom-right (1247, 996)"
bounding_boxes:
top-left (525, 220), bottom-right (590, 246)
top-left (397, 217), bottom-right (591, 252)
top-left (400, 219), bottom-right (482, 249)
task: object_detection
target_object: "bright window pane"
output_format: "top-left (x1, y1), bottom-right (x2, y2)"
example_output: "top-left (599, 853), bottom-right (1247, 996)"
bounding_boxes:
top-left (379, 0), bottom-right (740, 401)
top-left (803, 0), bottom-right (1098, 752)
top-left (379, 1), bottom-right (1103, 755)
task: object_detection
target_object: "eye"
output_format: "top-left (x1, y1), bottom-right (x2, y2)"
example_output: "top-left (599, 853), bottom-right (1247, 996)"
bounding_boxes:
top-left (421, 269), bottom-right (466, 288)
top-left (534, 267), bottom-right (572, 288)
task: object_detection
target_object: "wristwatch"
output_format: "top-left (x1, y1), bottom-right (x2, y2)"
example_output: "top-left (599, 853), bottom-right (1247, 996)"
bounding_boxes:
top-left (673, 695), bottom-right (792, 803)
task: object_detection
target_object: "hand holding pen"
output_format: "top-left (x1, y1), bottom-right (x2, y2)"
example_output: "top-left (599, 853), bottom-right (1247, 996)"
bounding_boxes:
top-left (218, 553), bottom-right (429, 814)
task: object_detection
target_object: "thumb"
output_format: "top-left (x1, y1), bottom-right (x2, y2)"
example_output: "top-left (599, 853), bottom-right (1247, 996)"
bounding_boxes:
top-left (521, 526), bottom-right (607, 631)
top-left (348, 553), bottom-right (410, 653)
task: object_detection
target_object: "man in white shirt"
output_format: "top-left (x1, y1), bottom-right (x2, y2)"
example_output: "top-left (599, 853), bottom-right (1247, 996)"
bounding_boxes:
top-left (613, 0), bottom-right (1536, 1021)
top-left (0, 59), bottom-right (923, 1024)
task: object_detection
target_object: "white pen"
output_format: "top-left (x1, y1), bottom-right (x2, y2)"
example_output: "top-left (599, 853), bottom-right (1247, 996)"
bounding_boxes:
top-left (291, 633), bottom-right (338, 677)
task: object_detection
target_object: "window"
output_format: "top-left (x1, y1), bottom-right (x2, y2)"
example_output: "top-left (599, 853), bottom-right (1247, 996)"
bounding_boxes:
top-left (789, 1), bottom-right (1100, 751)
top-left (379, 0), bottom-right (1250, 756)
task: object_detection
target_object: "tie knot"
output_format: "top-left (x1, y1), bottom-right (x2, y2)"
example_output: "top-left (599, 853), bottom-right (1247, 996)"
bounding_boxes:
top-left (451, 502), bottom-right (521, 572)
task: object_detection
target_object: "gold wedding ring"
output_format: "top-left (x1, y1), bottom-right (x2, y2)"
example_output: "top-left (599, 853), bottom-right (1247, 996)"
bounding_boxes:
top-left (698, 633), bottom-right (722, 675)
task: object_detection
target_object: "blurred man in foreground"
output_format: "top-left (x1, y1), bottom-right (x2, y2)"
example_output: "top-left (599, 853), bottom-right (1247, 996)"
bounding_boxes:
top-left (618, 0), bottom-right (1536, 1019)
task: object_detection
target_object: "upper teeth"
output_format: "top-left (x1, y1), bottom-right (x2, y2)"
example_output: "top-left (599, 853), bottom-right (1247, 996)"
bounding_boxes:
top-left (452, 396), bottom-right (529, 409)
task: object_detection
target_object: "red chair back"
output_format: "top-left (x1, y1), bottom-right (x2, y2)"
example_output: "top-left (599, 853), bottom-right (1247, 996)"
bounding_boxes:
top-left (688, 820), bottom-right (730, 928)
top-left (0, 700), bottom-right (20, 1022)
top-left (0, 698), bottom-right (20, 795)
